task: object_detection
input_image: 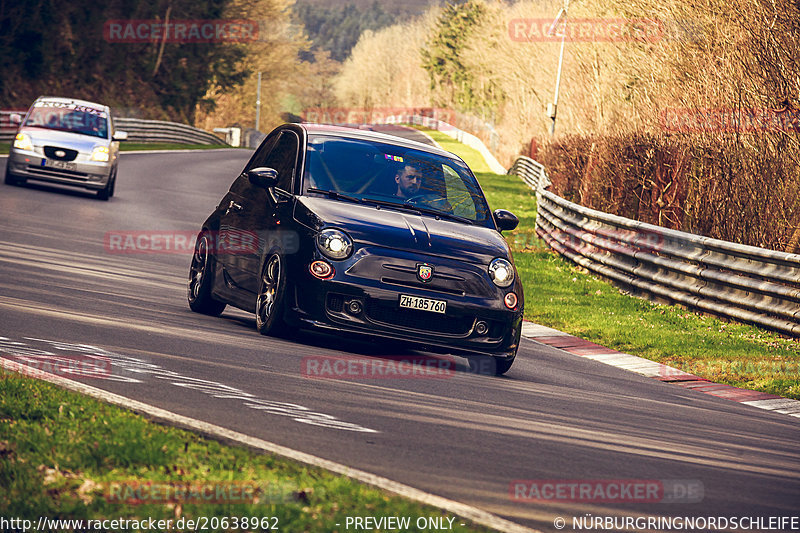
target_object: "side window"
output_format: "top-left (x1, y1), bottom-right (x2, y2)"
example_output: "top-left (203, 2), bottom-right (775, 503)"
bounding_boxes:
top-left (230, 133), bottom-right (280, 196)
top-left (244, 133), bottom-right (279, 172)
top-left (442, 164), bottom-right (478, 219)
top-left (262, 131), bottom-right (299, 193)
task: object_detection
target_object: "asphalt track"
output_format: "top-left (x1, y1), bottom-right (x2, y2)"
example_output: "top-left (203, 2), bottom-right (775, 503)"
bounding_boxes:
top-left (0, 130), bottom-right (798, 532)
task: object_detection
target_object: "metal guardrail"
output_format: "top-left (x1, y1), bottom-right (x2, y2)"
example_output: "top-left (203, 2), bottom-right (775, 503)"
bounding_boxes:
top-left (0, 110), bottom-right (25, 141)
top-left (508, 156), bottom-right (551, 191)
top-left (0, 111), bottom-right (227, 145)
top-left (114, 118), bottom-right (226, 145)
top-left (509, 157), bottom-right (800, 337)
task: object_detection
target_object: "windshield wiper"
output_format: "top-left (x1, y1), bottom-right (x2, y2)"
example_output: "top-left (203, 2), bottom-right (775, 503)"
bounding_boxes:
top-left (306, 188), bottom-right (362, 204)
top-left (361, 198), bottom-right (474, 225)
top-left (409, 204), bottom-right (474, 225)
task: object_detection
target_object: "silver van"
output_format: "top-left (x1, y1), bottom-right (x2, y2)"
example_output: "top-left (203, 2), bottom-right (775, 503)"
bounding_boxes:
top-left (5, 96), bottom-right (127, 200)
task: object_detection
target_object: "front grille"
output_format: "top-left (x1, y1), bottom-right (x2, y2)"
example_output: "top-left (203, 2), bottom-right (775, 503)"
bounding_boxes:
top-left (346, 256), bottom-right (491, 297)
top-left (26, 165), bottom-right (89, 179)
top-left (382, 263), bottom-right (465, 281)
top-left (381, 277), bottom-right (464, 296)
top-left (489, 320), bottom-right (506, 338)
top-left (365, 300), bottom-right (473, 335)
top-left (44, 146), bottom-right (79, 161)
top-left (327, 293), bottom-right (344, 312)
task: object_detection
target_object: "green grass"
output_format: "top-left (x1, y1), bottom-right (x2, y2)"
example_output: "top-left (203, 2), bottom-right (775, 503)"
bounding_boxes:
top-left (0, 370), bottom-right (494, 531)
top-left (0, 142), bottom-right (10, 155)
top-left (420, 127), bottom-right (800, 400)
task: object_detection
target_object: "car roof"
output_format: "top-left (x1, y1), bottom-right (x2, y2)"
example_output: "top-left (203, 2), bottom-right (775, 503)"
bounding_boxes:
top-left (33, 96), bottom-right (109, 112)
top-left (297, 123), bottom-right (458, 160)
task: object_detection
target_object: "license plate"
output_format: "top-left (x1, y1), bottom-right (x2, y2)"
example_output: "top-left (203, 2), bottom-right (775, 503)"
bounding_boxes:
top-left (42, 159), bottom-right (77, 171)
top-left (399, 294), bottom-right (446, 314)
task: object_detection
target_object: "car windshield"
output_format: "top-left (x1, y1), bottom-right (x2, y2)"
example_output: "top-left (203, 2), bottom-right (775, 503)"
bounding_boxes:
top-left (23, 102), bottom-right (109, 139)
top-left (302, 134), bottom-right (491, 224)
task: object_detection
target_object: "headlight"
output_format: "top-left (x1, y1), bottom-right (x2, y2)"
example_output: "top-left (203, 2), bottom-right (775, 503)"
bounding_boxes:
top-left (13, 133), bottom-right (34, 152)
top-left (317, 229), bottom-right (353, 260)
top-left (489, 258), bottom-right (514, 288)
top-left (91, 146), bottom-right (110, 162)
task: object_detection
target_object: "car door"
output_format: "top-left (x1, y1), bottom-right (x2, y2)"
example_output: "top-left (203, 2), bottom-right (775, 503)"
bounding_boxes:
top-left (218, 129), bottom-right (300, 295)
top-left (216, 133), bottom-right (277, 294)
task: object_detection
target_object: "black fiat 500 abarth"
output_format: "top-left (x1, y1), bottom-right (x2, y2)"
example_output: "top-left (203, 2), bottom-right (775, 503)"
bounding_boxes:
top-left (188, 123), bottom-right (523, 374)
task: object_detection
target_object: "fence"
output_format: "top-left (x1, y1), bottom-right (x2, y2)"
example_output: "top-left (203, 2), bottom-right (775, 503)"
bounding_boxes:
top-left (0, 111), bottom-right (226, 145)
top-left (114, 118), bottom-right (226, 145)
top-left (510, 157), bottom-right (800, 337)
top-left (0, 110), bottom-right (26, 142)
top-left (508, 156), bottom-right (551, 191)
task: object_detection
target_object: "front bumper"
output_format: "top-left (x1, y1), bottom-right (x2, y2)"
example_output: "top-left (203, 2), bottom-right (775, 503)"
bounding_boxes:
top-left (286, 249), bottom-right (523, 358)
top-left (7, 150), bottom-right (112, 190)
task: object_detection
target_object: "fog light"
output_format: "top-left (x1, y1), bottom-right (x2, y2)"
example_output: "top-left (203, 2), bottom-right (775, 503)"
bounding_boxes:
top-left (475, 321), bottom-right (489, 335)
top-left (347, 300), bottom-right (363, 315)
top-left (309, 260), bottom-right (333, 279)
top-left (504, 292), bottom-right (518, 310)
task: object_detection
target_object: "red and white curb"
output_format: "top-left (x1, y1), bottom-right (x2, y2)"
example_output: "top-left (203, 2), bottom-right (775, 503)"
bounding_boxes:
top-left (521, 322), bottom-right (800, 419)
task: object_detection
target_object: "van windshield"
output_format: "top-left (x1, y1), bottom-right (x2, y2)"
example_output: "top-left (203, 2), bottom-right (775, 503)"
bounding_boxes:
top-left (24, 102), bottom-right (109, 139)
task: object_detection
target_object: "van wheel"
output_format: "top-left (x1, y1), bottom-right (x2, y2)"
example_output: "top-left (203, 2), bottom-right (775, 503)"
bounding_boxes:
top-left (4, 163), bottom-right (22, 186)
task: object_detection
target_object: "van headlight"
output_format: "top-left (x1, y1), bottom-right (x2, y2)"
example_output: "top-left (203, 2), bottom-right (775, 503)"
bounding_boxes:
top-left (489, 258), bottom-right (514, 287)
top-left (317, 229), bottom-right (353, 260)
top-left (13, 133), bottom-right (34, 152)
top-left (91, 146), bottom-right (110, 162)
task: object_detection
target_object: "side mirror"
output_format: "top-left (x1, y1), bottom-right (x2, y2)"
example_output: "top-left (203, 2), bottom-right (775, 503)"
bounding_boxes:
top-left (493, 209), bottom-right (519, 232)
top-left (247, 167), bottom-right (279, 189)
top-left (9, 113), bottom-right (22, 125)
top-left (113, 130), bottom-right (128, 141)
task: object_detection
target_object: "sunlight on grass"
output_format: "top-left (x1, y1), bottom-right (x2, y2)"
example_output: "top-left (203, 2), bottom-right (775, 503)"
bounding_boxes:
top-left (418, 126), bottom-right (800, 400)
top-left (0, 370), bottom-right (494, 530)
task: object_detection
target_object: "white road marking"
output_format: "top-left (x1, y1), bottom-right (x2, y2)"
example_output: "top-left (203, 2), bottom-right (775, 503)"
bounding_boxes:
top-left (0, 357), bottom-right (539, 533)
top-left (1, 336), bottom-right (376, 432)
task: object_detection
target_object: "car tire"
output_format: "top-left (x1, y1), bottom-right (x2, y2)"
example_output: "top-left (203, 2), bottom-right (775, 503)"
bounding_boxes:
top-left (255, 253), bottom-right (290, 337)
top-left (107, 166), bottom-right (117, 198)
top-left (188, 232), bottom-right (227, 316)
top-left (96, 171), bottom-right (114, 201)
top-left (4, 162), bottom-right (22, 186)
top-left (468, 354), bottom-right (516, 376)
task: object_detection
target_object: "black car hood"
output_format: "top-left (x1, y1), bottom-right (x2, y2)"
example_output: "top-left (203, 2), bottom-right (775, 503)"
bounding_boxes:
top-left (295, 196), bottom-right (511, 264)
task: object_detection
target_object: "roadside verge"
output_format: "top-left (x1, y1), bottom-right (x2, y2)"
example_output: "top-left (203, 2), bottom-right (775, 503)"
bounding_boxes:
top-left (0, 358), bottom-right (536, 533)
top-left (521, 321), bottom-right (800, 420)
top-left (417, 126), bottom-right (800, 402)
